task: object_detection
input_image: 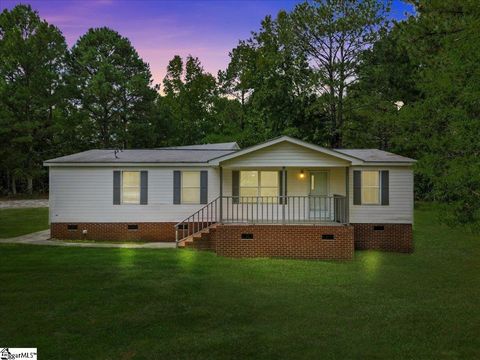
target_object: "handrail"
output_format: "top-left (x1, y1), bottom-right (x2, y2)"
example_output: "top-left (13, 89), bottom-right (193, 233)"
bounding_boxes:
top-left (220, 195), bottom-right (347, 225)
top-left (175, 195), bottom-right (348, 245)
top-left (175, 196), bottom-right (220, 245)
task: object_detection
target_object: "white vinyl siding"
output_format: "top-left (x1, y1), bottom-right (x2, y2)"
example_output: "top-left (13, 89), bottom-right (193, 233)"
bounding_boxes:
top-left (349, 166), bottom-right (414, 224)
top-left (49, 166), bottom-right (219, 223)
top-left (49, 164), bottom-right (413, 225)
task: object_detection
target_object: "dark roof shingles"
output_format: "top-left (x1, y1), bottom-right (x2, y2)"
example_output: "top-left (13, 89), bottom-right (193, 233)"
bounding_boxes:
top-left (334, 149), bottom-right (415, 163)
top-left (45, 148), bottom-right (237, 163)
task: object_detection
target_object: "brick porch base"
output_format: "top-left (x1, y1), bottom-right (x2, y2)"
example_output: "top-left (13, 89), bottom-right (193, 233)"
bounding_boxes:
top-left (191, 224), bottom-right (355, 260)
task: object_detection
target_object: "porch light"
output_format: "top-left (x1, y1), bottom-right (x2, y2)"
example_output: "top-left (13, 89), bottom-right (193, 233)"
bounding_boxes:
top-left (299, 170), bottom-right (305, 179)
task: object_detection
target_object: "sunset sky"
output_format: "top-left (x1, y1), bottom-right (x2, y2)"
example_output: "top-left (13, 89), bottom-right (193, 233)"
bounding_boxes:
top-left (2, 0), bottom-right (414, 87)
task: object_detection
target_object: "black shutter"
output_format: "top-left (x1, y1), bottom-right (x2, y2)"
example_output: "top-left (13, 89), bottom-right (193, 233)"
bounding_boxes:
top-left (140, 171), bottom-right (148, 205)
top-left (381, 170), bottom-right (389, 205)
top-left (173, 171), bottom-right (181, 204)
top-left (353, 170), bottom-right (361, 205)
top-left (232, 170), bottom-right (239, 204)
top-left (200, 170), bottom-right (208, 204)
top-left (279, 170), bottom-right (288, 204)
top-left (113, 171), bottom-right (121, 205)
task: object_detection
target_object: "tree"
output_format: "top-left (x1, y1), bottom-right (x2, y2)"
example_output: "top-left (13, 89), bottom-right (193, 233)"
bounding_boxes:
top-left (221, 12), bottom-right (319, 146)
top-left (217, 42), bottom-right (256, 130)
top-left (162, 55), bottom-right (217, 145)
top-left (343, 25), bottom-right (420, 150)
top-left (0, 4), bottom-right (68, 194)
top-left (68, 27), bottom-right (158, 149)
top-left (291, 0), bottom-right (390, 147)
top-left (392, 0), bottom-right (480, 227)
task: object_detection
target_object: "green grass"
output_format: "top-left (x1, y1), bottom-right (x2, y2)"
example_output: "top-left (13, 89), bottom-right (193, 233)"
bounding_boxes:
top-left (0, 203), bottom-right (479, 359)
top-left (0, 207), bottom-right (49, 238)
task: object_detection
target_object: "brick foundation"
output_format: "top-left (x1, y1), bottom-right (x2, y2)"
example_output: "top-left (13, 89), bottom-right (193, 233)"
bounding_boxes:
top-left (50, 222), bottom-right (177, 242)
top-left (211, 225), bottom-right (354, 260)
top-left (51, 222), bottom-right (413, 256)
top-left (353, 223), bottom-right (413, 253)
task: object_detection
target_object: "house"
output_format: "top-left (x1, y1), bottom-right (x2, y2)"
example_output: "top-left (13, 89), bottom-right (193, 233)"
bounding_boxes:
top-left (44, 136), bottom-right (415, 260)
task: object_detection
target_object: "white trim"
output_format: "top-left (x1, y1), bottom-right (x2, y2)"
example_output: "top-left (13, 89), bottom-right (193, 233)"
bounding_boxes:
top-left (44, 161), bottom-right (414, 168)
top-left (44, 162), bottom-right (212, 167)
top-left (208, 136), bottom-right (360, 165)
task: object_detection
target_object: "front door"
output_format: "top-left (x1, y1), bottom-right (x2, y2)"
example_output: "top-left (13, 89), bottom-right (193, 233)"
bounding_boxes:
top-left (310, 171), bottom-right (331, 220)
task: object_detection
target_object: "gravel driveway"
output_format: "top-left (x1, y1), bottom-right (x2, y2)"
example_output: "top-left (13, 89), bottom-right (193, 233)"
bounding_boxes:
top-left (0, 199), bottom-right (49, 209)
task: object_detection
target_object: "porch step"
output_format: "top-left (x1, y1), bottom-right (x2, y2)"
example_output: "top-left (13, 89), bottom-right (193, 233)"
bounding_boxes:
top-left (177, 223), bottom-right (218, 251)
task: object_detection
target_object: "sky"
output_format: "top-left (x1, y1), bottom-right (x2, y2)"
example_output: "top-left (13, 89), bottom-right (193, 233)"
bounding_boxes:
top-left (2, 0), bottom-right (414, 87)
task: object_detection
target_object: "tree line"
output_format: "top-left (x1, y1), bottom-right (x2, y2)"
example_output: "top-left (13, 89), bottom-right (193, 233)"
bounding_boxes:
top-left (1, 1), bottom-right (479, 228)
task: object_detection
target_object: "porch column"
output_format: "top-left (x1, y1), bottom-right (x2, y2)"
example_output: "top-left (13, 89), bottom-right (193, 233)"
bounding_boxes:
top-left (282, 166), bottom-right (286, 224)
top-left (219, 166), bottom-right (223, 224)
top-left (345, 167), bottom-right (350, 224)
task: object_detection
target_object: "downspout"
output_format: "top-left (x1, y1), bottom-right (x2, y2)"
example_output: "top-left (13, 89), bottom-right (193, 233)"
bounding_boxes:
top-left (282, 166), bottom-right (286, 225)
top-left (219, 166), bottom-right (223, 224)
top-left (345, 167), bottom-right (350, 225)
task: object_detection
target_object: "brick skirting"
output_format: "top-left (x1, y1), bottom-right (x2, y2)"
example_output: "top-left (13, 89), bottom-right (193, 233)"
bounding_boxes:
top-left (51, 222), bottom-right (413, 256)
top-left (353, 223), bottom-right (413, 253)
top-left (50, 222), bottom-right (177, 242)
top-left (211, 225), bottom-right (354, 260)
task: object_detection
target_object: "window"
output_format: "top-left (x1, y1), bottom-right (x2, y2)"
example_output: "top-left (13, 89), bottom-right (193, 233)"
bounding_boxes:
top-left (361, 171), bottom-right (380, 204)
top-left (122, 171), bottom-right (140, 204)
top-left (240, 171), bottom-right (278, 202)
top-left (240, 171), bottom-right (258, 198)
top-left (182, 171), bottom-right (200, 204)
top-left (260, 171), bottom-right (278, 197)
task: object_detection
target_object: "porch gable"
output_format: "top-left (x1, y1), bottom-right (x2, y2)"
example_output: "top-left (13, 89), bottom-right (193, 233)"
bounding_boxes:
top-left (214, 140), bottom-right (352, 168)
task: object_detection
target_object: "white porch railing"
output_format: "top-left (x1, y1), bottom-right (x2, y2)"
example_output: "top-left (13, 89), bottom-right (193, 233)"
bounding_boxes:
top-left (221, 195), bottom-right (347, 224)
top-left (175, 195), bottom-right (348, 244)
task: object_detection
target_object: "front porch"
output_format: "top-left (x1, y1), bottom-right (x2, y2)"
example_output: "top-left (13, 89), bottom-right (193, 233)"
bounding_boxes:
top-left (176, 139), bottom-right (353, 259)
top-left (176, 166), bottom-right (350, 250)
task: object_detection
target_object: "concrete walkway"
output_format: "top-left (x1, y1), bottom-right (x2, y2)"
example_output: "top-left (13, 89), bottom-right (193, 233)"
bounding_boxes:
top-left (0, 199), bottom-right (49, 209)
top-left (0, 230), bottom-right (176, 249)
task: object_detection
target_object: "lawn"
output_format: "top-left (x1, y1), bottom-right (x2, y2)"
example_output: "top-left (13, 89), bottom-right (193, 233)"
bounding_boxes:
top-left (0, 204), bottom-right (479, 359)
top-left (0, 207), bottom-right (49, 238)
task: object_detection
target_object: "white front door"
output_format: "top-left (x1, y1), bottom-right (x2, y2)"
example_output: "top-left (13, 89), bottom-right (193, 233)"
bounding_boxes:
top-left (309, 171), bottom-right (332, 220)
